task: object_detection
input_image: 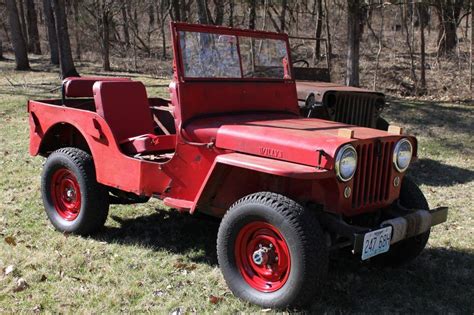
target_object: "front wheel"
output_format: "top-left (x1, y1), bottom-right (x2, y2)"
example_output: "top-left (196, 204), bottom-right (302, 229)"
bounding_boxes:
top-left (41, 147), bottom-right (109, 235)
top-left (217, 192), bottom-right (328, 308)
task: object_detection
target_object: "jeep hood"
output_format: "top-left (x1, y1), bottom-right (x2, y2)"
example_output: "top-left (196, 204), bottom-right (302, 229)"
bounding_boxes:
top-left (215, 117), bottom-right (402, 169)
top-left (296, 81), bottom-right (384, 102)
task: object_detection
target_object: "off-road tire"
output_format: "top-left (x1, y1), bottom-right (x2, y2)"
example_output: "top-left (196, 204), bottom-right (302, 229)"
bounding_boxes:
top-left (217, 192), bottom-right (328, 308)
top-left (372, 177), bottom-right (430, 266)
top-left (41, 147), bottom-right (109, 235)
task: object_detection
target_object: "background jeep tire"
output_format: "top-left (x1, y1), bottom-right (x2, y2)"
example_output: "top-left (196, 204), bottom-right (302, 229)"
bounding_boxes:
top-left (372, 177), bottom-right (430, 266)
top-left (41, 147), bottom-right (109, 235)
top-left (217, 192), bottom-right (328, 308)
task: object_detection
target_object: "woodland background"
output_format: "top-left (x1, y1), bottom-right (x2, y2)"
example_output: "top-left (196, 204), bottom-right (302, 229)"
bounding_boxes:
top-left (0, 0), bottom-right (473, 101)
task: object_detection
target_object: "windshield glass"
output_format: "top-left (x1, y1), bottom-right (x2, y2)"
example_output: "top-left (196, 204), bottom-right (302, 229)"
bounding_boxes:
top-left (179, 31), bottom-right (290, 80)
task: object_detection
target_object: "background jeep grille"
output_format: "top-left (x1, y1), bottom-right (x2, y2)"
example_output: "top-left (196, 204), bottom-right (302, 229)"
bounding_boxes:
top-left (352, 141), bottom-right (395, 209)
top-left (326, 92), bottom-right (383, 128)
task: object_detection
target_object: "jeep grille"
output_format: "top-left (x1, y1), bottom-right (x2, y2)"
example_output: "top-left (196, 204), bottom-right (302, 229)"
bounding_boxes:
top-left (326, 93), bottom-right (383, 128)
top-left (352, 141), bottom-right (395, 209)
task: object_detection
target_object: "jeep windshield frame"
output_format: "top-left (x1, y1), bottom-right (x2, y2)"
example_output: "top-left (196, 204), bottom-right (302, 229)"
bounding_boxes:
top-left (171, 22), bottom-right (294, 82)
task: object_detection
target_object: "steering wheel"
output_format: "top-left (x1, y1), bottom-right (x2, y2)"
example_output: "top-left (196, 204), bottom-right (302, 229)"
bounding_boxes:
top-left (292, 59), bottom-right (310, 67)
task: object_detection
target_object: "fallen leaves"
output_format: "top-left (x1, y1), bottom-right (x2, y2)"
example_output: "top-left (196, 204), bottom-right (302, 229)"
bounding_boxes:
top-left (4, 236), bottom-right (16, 246)
top-left (3, 265), bottom-right (15, 276)
top-left (209, 295), bottom-right (223, 304)
top-left (13, 277), bottom-right (28, 292)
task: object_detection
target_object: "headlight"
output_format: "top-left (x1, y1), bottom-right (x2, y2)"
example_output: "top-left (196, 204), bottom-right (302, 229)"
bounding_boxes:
top-left (393, 139), bottom-right (413, 172)
top-left (335, 144), bottom-right (357, 182)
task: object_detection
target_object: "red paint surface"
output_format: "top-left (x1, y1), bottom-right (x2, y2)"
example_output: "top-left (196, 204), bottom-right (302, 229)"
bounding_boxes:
top-left (51, 168), bottom-right (81, 221)
top-left (28, 22), bottom-right (416, 217)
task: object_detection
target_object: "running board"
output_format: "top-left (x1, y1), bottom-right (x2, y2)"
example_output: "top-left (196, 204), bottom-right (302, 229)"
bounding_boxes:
top-left (163, 197), bottom-right (193, 212)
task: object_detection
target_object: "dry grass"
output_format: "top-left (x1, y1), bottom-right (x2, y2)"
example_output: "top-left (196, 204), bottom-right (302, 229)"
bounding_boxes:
top-left (0, 57), bottom-right (473, 313)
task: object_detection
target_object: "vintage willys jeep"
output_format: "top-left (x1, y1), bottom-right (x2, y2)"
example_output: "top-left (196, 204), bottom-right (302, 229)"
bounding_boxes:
top-left (28, 23), bottom-right (447, 308)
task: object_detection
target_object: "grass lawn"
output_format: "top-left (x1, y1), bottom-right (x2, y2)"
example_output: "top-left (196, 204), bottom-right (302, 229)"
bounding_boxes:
top-left (1, 57), bottom-right (473, 313)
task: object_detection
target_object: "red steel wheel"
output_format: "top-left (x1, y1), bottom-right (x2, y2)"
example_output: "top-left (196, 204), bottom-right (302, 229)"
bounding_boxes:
top-left (235, 221), bottom-right (291, 292)
top-left (50, 168), bottom-right (82, 221)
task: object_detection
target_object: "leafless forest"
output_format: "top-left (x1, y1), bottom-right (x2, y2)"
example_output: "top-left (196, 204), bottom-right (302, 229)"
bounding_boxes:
top-left (0, 0), bottom-right (473, 101)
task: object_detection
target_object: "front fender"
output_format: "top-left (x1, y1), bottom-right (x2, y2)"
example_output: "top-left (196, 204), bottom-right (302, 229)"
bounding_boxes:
top-left (190, 152), bottom-right (330, 214)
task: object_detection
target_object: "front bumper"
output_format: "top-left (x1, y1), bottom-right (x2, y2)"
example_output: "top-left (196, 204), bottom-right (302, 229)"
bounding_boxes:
top-left (318, 206), bottom-right (449, 253)
top-left (352, 207), bottom-right (448, 254)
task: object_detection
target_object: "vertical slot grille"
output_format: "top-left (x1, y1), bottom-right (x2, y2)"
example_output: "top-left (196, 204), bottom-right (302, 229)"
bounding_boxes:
top-left (332, 93), bottom-right (378, 127)
top-left (352, 141), bottom-right (394, 209)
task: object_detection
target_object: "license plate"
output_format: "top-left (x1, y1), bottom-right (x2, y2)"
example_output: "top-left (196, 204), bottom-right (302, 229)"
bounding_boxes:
top-left (361, 226), bottom-right (392, 260)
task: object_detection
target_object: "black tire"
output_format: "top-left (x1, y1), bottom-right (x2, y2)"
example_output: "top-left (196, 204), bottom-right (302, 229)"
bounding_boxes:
top-left (372, 177), bottom-right (430, 267)
top-left (376, 117), bottom-right (390, 131)
top-left (217, 192), bottom-right (328, 308)
top-left (41, 147), bottom-right (109, 235)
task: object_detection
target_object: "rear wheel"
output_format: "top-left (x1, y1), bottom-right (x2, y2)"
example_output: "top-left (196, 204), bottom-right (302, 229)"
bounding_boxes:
top-left (217, 192), bottom-right (328, 308)
top-left (372, 177), bottom-right (430, 266)
top-left (41, 147), bottom-right (109, 235)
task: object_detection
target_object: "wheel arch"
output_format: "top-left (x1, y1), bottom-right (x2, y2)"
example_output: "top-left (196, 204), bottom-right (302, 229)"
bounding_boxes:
top-left (38, 122), bottom-right (92, 157)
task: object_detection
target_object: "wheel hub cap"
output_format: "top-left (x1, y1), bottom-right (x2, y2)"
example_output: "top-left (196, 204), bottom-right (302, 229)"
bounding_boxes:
top-left (51, 168), bottom-right (81, 221)
top-left (235, 221), bottom-right (291, 292)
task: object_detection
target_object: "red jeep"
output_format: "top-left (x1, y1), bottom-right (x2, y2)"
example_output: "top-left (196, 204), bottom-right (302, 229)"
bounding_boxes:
top-left (28, 23), bottom-right (448, 308)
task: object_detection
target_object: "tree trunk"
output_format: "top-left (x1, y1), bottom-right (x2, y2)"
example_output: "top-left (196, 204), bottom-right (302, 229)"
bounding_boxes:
top-left (6, 0), bottom-right (30, 70)
top-left (26, 0), bottom-right (41, 54)
top-left (0, 37), bottom-right (4, 60)
top-left (435, 0), bottom-right (463, 55)
top-left (324, 0), bottom-right (332, 70)
top-left (280, 0), bottom-right (287, 32)
top-left (313, 0), bottom-right (323, 64)
top-left (470, 0), bottom-right (473, 92)
top-left (229, 0), bottom-right (235, 27)
top-left (248, 0), bottom-right (256, 29)
top-left (51, 0), bottom-right (79, 78)
top-left (72, 0), bottom-right (81, 60)
top-left (196, 0), bottom-right (210, 25)
top-left (18, 0), bottom-right (28, 45)
top-left (171, 0), bottom-right (181, 21)
top-left (121, 1), bottom-right (130, 48)
top-left (101, 2), bottom-right (111, 71)
top-left (212, 0), bottom-right (224, 25)
top-left (418, 3), bottom-right (427, 93)
top-left (345, 0), bottom-right (361, 86)
top-left (42, 0), bottom-right (59, 65)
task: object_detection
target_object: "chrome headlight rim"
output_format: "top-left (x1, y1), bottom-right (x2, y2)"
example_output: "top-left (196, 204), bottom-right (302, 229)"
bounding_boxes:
top-left (393, 138), bottom-right (413, 172)
top-left (335, 144), bottom-right (358, 182)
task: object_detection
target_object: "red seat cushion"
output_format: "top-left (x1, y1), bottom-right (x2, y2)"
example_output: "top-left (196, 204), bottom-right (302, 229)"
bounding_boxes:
top-left (182, 112), bottom-right (297, 143)
top-left (63, 76), bottom-right (131, 98)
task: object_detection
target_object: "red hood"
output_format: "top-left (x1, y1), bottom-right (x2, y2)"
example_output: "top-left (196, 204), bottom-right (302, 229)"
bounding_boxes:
top-left (215, 117), bottom-right (407, 169)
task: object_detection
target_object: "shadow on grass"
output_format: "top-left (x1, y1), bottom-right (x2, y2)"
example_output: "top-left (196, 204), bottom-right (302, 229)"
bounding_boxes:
top-left (410, 158), bottom-right (474, 186)
top-left (95, 208), bottom-right (474, 312)
top-left (96, 209), bottom-right (220, 265)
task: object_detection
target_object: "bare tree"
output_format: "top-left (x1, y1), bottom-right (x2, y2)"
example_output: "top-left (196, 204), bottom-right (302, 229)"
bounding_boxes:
top-left (196, 0), bottom-right (210, 25)
top-left (346, 0), bottom-right (362, 86)
top-left (72, 0), bottom-right (81, 60)
top-left (248, 0), bottom-right (256, 29)
top-left (51, 0), bottom-right (79, 78)
top-left (0, 37), bottom-right (4, 60)
top-left (434, 0), bottom-right (465, 55)
top-left (25, 0), bottom-right (41, 54)
top-left (313, 0), bottom-right (323, 64)
top-left (418, 2), bottom-right (428, 93)
top-left (42, 0), bottom-right (59, 65)
top-left (18, 0), bottom-right (28, 44)
top-left (6, 0), bottom-right (30, 70)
